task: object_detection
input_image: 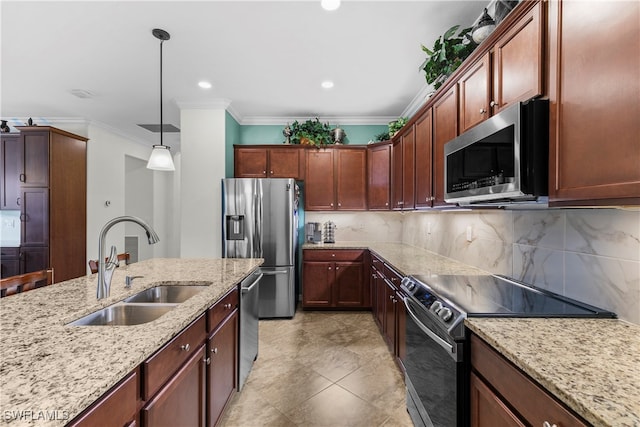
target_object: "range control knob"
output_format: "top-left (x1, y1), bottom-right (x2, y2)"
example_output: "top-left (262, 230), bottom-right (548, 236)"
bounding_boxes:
top-left (439, 307), bottom-right (453, 322)
top-left (431, 301), bottom-right (443, 313)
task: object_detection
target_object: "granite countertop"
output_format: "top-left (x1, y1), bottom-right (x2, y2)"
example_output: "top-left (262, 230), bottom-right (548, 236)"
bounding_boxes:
top-left (305, 241), bottom-right (640, 426)
top-left (466, 318), bottom-right (640, 426)
top-left (0, 258), bottom-right (263, 426)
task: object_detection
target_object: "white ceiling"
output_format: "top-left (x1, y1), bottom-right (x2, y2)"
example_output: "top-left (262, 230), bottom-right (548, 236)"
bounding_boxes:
top-left (1, 0), bottom-right (486, 150)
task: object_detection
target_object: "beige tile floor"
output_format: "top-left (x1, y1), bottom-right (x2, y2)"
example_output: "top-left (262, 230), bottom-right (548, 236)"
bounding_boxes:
top-left (218, 310), bottom-right (414, 427)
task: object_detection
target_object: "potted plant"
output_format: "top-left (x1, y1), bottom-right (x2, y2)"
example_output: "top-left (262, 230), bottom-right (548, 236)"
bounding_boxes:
top-left (388, 117), bottom-right (408, 138)
top-left (420, 25), bottom-right (476, 90)
top-left (289, 118), bottom-right (333, 146)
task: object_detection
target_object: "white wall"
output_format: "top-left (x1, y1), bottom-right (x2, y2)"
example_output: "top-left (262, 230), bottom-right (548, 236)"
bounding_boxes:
top-left (179, 109), bottom-right (226, 258)
top-left (124, 155), bottom-right (154, 262)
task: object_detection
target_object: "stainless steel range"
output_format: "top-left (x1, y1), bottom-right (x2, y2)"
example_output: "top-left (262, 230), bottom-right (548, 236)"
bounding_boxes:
top-left (399, 274), bottom-right (615, 427)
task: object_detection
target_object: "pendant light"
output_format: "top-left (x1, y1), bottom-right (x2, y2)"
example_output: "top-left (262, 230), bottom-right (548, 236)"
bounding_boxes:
top-left (147, 28), bottom-right (176, 171)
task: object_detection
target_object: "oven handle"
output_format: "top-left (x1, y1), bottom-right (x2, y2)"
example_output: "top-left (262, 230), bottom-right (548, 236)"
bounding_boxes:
top-left (403, 296), bottom-right (459, 361)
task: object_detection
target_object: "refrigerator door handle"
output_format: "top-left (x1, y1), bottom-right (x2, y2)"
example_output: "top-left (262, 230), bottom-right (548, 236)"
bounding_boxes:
top-left (254, 188), bottom-right (263, 258)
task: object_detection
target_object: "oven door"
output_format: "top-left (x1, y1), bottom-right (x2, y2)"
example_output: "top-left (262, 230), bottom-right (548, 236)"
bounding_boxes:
top-left (403, 296), bottom-right (466, 427)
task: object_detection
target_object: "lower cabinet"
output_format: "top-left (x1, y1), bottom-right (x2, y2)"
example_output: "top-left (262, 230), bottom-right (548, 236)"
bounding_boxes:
top-left (470, 334), bottom-right (588, 427)
top-left (302, 249), bottom-right (368, 308)
top-left (207, 305), bottom-right (238, 426)
top-left (0, 247), bottom-right (20, 278)
top-left (141, 345), bottom-right (207, 427)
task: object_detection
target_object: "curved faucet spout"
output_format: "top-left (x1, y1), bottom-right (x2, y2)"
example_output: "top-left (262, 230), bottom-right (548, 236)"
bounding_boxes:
top-left (97, 216), bottom-right (160, 299)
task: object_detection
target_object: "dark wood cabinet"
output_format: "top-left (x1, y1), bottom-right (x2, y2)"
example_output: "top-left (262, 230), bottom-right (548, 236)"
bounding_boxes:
top-left (1, 134), bottom-right (20, 210)
top-left (370, 255), bottom-right (385, 328)
top-left (234, 146), bottom-right (304, 180)
top-left (367, 141), bottom-right (391, 210)
top-left (547, 0), bottom-right (640, 206)
top-left (305, 149), bottom-right (335, 210)
top-left (470, 334), bottom-right (588, 427)
top-left (14, 126), bottom-right (87, 282)
top-left (432, 87), bottom-right (459, 207)
top-left (492, 0), bottom-right (543, 115)
top-left (142, 345), bottom-right (206, 427)
top-left (391, 128), bottom-right (415, 210)
top-left (305, 147), bottom-right (367, 211)
top-left (0, 247), bottom-right (20, 278)
top-left (21, 246), bottom-right (49, 276)
top-left (459, 53), bottom-right (492, 134)
top-left (68, 370), bottom-right (140, 427)
top-left (207, 307), bottom-right (238, 427)
top-left (414, 109), bottom-right (433, 208)
top-left (391, 138), bottom-right (403, 210)
top-left (302, 249), bottom-right (368, 308)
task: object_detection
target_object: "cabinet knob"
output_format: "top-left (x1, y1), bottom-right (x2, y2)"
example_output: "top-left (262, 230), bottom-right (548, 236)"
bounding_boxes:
top-left (480, 108), bottom-right (487, 114)
top-left (204, 357), bottom-right (211, 365)
top-left (336, 266), bottom-right (340, 270)
top-left (389, 295), bottom-right (394, 300)
top-left (338, 202), bottom-right (341, 207)
top-left (211, 347), bottom-right (218, 354)
top-left (270, 170), bottom-right (273, 174)
top-left (180, 344), bottom-right (190, 352)
top-left (385, 202), bottom-right (389, 206)
top-left (542, 422), bottom-right (557, 427)
top-left (328, 267), bottom-right (332, 270)
top-left (330, 203), bottom-right (334, 207)
top-left (224, 303), bottom-right (232, 309)
top-left (490, 100), bottom-right (497, 107)
top-left (331, 253), bottom-right (335, 257)
top-left (19, 173), bottom-right (26, 183)
top-left (16, 197), bottom-right (20, 206)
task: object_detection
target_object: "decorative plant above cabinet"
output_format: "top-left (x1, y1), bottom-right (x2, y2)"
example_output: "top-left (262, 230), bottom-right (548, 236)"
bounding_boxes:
top-left (388, 117), bottom-right (408, 138)
top-left (285, 118), bottom-right (340, 146)
top-left (420, 25), bottom-right (477, 90)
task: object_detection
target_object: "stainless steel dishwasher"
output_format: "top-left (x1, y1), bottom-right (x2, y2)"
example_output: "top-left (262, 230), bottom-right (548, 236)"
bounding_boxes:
top-left (238, 270), bottom-right (262, 390)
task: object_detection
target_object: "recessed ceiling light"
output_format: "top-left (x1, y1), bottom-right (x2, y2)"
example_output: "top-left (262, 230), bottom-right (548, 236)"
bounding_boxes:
top-left (321, 80), bottom-right (334, 89)
top-left (321, 0), bottom-right (341, 11)
top-left (198, 81), bottom-right (212, 89)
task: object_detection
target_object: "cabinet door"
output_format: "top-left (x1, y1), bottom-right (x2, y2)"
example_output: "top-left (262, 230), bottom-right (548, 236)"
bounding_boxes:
top-left (336, 149), bottom-right (367, 210)
top-left (548, 0), bottom-right (640, 205)
top-left (1, 134), bottom-right (21, 210)
top-left (402, 127), bottom-right (415, 210)
top-left (383, 279), bottom-right (396, 351)
top-left (142, 345), bottom-right (206, 427)
top-left (367, 143), bottom-right (391, 210)
top-left (492, 1), bottom-right (543, 114)
top-left (21, 246), bottom-right (49, 274)
top-left (302, 261), bottom-right (333, 307)
top-left (432, 87), bottom-right (459, 207)
top-left (268, 148), bottom-right (303, 179)
top-left (333, 261), bottom-right (365, 307)
top-left (234, 147), bottom-right (268, 178)
top-left (470, 372), bottom-right (525, 427)
top-left (395, 288), bottom-right (406, 366)
top-left (20, 187), bottom-right (49, 246)
top-left (391, 139), bottom-right (403, 210)
top-left (459, 53), bottom-right (491, 133)
top-left (207, 310), bottom-right (238, 427)
top-left (1, 258), bottom-right (20, 278)
top-left (414, 110), bottom-right (433, 208)
top-left (20, 130), bottom-right (49, 187)
top-left (305, 149), bottom-right (335, 210)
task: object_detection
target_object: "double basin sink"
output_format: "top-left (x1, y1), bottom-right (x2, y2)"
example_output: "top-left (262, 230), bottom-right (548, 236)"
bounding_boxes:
top-left (69, 284), bottom-right (209, 326)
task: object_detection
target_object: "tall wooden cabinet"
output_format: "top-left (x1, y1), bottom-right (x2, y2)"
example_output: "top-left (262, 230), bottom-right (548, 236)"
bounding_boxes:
top-left (367, 141), bottom-right (391, 210)
top-left (547, 0), bottom-right (640, 205)
top-left (15, 126), bottom-right (88, 282)
top-left (391, 127), bottom-right (415, 211)
top-left (414, 110), bottom-right (433, 208)
top-left (432, 86), bottom-right (459, 207)
top-left (1, 133), bottom-right (21, 210)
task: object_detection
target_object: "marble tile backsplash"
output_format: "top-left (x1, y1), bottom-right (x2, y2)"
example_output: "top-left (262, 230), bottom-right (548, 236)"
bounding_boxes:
top-left (307, 209), bottom-right (640, 324)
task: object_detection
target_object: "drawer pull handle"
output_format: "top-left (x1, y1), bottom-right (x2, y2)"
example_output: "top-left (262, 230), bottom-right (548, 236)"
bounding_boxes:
top-left (224, 303), bottom-right (232, 309)
top-left (180, 344), bottom-right (190, 352)
top-left (211, 347), bottom-right (218, 354)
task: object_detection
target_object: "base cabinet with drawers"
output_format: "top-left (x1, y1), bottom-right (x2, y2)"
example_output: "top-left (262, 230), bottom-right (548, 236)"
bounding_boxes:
top-left (470, 334), bottom-right (588, 427)
top-left (302, 249), bottom-right (368, 308)
top-left (69, 286), bottom-right (240, 427)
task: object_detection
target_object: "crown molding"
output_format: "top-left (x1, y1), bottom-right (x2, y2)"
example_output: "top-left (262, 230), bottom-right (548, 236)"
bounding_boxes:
top-left (239, 115), bottom-right (395, 126)
top-left (401, 84), bottom-right (435, 118)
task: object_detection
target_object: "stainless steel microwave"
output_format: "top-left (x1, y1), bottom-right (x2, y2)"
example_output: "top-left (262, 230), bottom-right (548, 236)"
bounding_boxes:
top-left (444, 99), bottom-right (549, 206)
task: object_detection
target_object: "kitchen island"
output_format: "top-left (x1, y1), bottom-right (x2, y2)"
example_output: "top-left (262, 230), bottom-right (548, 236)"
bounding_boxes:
top-left (0, 258), bottom-right (262, 426)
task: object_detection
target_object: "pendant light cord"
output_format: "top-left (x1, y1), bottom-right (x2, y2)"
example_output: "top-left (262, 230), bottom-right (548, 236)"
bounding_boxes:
top-left (159, 38), bottom-right (164, 147)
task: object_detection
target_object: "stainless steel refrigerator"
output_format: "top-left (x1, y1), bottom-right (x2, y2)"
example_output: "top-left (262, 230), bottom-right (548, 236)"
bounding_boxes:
top-left (222, 178), bottom-right (298, 318)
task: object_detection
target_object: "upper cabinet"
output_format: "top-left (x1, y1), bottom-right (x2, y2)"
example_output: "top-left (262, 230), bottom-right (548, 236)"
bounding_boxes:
top-left (234, 145), bottom-right (304, 180)
top-left (1, 134), bottom-right (21, 210)
top-left (414, 109), bottom-right (433, 209)
top-left (547, 0), bottom-right (640, 206)
top-left (458, 53), bottom-right (492, 134)
top-left (391, 127), bottom-right (415, 211)
top-left (367, 141), bottom-right (391, 210)
top-left (305, 147), bottom-right (367, 211)
top-left (432, 85), bottom-right (459, 207)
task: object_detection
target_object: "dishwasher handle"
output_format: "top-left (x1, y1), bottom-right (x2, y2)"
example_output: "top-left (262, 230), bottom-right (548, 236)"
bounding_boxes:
top-left (241, 272), bottom-right (263, 294)
top-left (260, 270), bottom-right (288, 275)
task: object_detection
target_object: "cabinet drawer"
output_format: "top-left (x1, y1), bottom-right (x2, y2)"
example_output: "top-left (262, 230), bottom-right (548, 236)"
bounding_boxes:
top-left (0, 247), bottom-right (20, 258)
top-left (371, 254), bottom-right (384, 271)
top-left (207, 287), bottom-right (239, 332)
top-left (303, 249), bottom-right (364, 262)
top-left (470, 334), bottom-right (587, 426)
top-left (143, 314), bottom-right (206, 400)
top-left (384, 264), bottom-right (403, 288)
top-left (68, 369), bottom-right (139, 427)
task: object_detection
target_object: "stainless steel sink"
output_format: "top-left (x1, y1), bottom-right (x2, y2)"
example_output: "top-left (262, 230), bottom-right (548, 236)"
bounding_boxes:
top-left (123, 285), bottom-right (209, 304)
top-left (68, 303), bottom-right (176, 326)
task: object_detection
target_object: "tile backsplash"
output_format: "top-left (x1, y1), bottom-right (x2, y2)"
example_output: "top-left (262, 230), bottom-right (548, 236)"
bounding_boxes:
top-left (307, 209), bottom-right (640, 324)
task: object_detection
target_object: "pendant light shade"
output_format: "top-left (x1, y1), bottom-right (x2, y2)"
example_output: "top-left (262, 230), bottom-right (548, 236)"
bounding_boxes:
top-left (147, 28), bottom-right (175, 171)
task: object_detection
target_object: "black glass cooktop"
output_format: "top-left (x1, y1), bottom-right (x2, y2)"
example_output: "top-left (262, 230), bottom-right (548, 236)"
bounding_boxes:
top-left (409, 274), bottom-right (616, 318)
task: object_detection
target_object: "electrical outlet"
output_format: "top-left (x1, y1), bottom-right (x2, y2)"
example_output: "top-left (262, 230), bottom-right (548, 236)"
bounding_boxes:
top-left (466, 225), bottom-right (473, 242)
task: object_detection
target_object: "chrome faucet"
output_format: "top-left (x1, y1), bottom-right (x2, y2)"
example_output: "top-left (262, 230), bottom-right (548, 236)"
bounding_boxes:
top-left (97, 215), bottom-right (160, 299)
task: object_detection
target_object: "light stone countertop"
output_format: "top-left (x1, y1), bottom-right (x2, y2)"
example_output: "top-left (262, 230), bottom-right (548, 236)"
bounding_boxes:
top-left (305, 241), bottom-right (640, 426)
top-left (0, 258), bottom-right (263, 426)
top-left (466, 318), bottom-right (640, 427)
